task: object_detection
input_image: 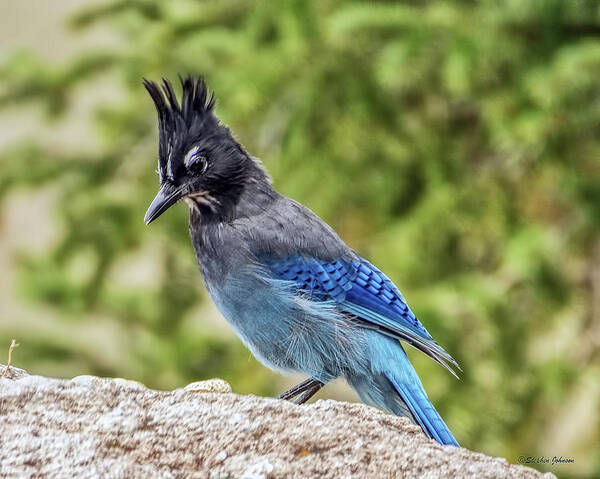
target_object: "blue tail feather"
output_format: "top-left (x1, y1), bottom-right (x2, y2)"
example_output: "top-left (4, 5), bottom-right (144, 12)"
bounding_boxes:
top-left (346, 333), bottom-right (459, 447)
top-left (387, 373), bottom-right (459, 446)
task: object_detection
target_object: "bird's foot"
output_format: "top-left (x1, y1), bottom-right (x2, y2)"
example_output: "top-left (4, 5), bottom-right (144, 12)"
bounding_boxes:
top-left (278, 378), bottom-right (325, 404)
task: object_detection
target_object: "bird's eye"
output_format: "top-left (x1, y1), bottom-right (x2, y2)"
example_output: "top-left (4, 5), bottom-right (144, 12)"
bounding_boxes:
top-left (184, 147), bottom-right (208, 174)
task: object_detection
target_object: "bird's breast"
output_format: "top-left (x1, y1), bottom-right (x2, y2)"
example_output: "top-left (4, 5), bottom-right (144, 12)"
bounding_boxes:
top-left (200, 264), bottom-right (367, 381)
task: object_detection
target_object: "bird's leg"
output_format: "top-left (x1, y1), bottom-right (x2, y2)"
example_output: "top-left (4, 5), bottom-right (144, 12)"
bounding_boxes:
top-left (277, 378), bottom-right (317, 400)
top-left (293, 380), bottom-right (325, 404)
top-left (278, 378), bottom-right (325, 402)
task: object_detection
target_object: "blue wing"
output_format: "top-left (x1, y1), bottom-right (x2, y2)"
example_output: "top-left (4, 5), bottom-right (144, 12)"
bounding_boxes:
top-left (267, 255), bottom-right (460, 376)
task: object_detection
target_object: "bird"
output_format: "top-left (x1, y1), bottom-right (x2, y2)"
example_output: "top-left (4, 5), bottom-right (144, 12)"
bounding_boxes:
top-left (143, 75), bottom-right (460, 446)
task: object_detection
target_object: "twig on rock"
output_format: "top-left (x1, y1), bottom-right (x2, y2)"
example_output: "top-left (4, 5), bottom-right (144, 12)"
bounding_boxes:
top-left (2, 339), bottom-right (19, 377)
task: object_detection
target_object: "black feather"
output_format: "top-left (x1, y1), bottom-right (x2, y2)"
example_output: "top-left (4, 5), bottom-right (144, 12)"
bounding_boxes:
top-left (143, 75), bottom-right (218, 181)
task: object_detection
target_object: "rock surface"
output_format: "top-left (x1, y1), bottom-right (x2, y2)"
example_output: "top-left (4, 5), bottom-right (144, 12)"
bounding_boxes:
top-left (0, 365), bottom-right (554, 479)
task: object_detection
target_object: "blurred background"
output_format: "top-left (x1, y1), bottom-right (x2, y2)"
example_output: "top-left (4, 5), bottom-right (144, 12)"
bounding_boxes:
top-left (0, 1), bottom-right (599, 476)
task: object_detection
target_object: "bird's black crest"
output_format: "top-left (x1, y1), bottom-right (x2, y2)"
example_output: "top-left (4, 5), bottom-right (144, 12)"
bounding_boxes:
top-left (143, 75), bottom-right (215, 127)
top-left (143, 75), bottom-right (217, 181)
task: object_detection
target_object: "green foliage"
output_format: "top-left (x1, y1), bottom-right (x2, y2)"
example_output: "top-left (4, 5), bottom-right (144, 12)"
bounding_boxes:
top-left (1, 1), bottom-right (599, 475)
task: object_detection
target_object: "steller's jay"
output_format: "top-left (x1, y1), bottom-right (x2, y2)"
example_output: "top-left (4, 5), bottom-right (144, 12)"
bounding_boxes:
top-left (144, 76), bottom-right (460, 446)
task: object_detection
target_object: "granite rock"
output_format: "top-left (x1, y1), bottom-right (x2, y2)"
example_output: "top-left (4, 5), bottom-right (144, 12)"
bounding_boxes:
top-left (0, 365), bottom-right (554, 479)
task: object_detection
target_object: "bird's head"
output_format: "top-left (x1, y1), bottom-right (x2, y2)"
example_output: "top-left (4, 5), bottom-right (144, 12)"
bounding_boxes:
top-left (143, 76), bottom-right (260, 224)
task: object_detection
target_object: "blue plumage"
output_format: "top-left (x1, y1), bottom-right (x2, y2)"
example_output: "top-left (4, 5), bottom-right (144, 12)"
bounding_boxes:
top-left (269, 255), bottom-right (459, 378)
top-left (267, 254), bottom-right (459, 445)
top-left (144, 76), bottom-right (460, 447)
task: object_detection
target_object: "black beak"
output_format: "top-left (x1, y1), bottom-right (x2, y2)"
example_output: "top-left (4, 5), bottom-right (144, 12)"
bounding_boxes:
top-left (144, 184), bottom-right (183, 225)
